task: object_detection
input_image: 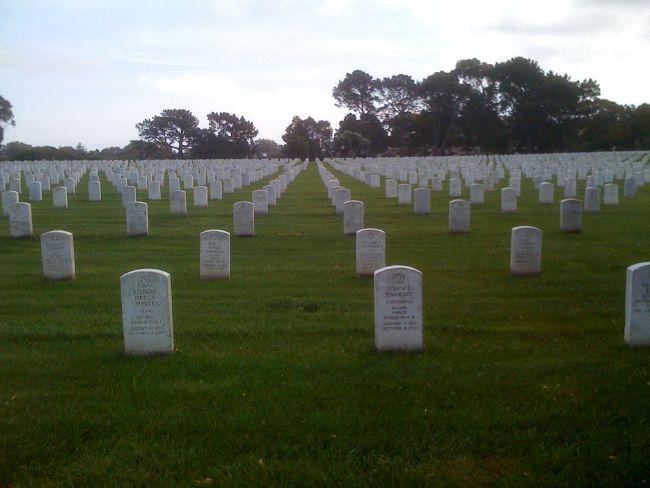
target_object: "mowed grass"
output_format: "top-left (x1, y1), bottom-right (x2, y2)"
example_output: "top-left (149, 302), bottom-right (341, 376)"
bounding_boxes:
top-left (1, 159), bottom-right (649, 487)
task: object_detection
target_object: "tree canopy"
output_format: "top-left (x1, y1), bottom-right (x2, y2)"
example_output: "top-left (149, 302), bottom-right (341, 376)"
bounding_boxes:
top-left (281, 116), bottom-right (332, 160)
top-left (0, 95), bottom-right (16, 145)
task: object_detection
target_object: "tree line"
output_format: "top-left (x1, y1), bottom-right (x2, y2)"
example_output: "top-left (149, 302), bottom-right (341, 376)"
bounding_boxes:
top-left (1, 56), bottom-right (648, 161)
top-left (331, 57), bottom-right (650, 157)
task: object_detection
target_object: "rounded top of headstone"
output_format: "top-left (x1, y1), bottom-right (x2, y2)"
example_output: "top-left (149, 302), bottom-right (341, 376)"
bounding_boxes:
top-left (374, 265), bottom-right (422, 278)
top-left (356, 228), bottom-right (385, 236)
top-left (200, 229), bottom-right (230, 238)
top-left (512, 225), bottom-right (542, 233)
top-left (120, 268), bottom-right (170, 280)
top-left (41, 230), bottom-right (73, 238)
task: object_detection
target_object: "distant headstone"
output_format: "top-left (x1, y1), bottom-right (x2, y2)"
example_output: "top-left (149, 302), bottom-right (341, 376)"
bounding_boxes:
top-left (120, 269), bottom-right (174, 355)
top-left (126, 201), bottom-right (149, 237)
top-left (65, 177), bottom-right (75, 195)
top-left (564, 178), bottom-right (577, 198)
top-left (9, 202), bottom-right (33, 238)
top-left (53, 186), bottom-right (68, 209)
top-left (41, 230), bottom-right (75, 280)
top-left (397, 184), bottom-right (411, 205)
top-left (223, 177), bottom-right (235, 194)
top-left (501, 187), bottom-right (517, 213)
top-left (169, 176), bottom-right (180, 193)
top-left (356, 228), bottom-right (385, 277)
top-left (374, 265), bottom-right (423, 352)
top-left (449, 178), bottom-right (461, 197)
top-left (413, 187), bottom-right (431, 214)
top-left (584, 187), bottom-right (600, 213)
top-left (122, 185), bottom-right (136, 207)
top-left (29, 181), bottom-right (42, 202)
top-left (385, 179), bottom-right (398, 198)
top-left (210, 180), bottom-right (223, 200)
top-left (448, 199), bottom-right (470, 233)
top-left (194, 186), bottom-right (208, 208)
top-left (148, 180), bottom-right (161, 200)
top-left (334, 188), bottom-right (351, 215)
top-left (199, 230), bottom-right (230, 280)
top-left (625, 262), bottom-right (650, 346)
top-left (469, 183), bottom-right (484, 205)
top-left (560, 198), bottom-right (582, 233)
top-left (538, 182), bottom-right (554, 204)
top-left (89, 180), bottom-right (102, 201)
top-left (233, 201), bottom-right (254, 236)
top-left (603, 183), bottom-right (619, 205)
top-left (263, 185), bottom-right (277, 206)
top-left (510, 226), bottom-right (542, 276)
top-left (252, 189), bottom-right (269, 215)
top-left (431, 177), bottom-right (443, 192)
top-left (624, 176), bottom-right (637, 198)
top-left (343, 200), bottom-right (364, 235)
top-left (170, 190), bottom-right (187, 216)
top-left (2, 190), bottom-right (19, 215)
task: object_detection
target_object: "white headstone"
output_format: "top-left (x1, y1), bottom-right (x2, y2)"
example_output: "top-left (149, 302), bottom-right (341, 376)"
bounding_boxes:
top-left (29, 181), bottom-right (42, 202)
top-left (252, 189), bottom-right (269, 215)
top-left (53, 186), bottom-right (68, 209)
top-left (170, 190), bottom-right (188, 216)
top-left (223, 177), bottom-right (235, 194)
top-left (564, 178), bottom-right (576, 198)
top-left (501, 187), bottom-right (517, 213)
top-left (538, 182), bottom-right (554, 204)
top-left (385, 179), bottom-right (398, 198)
top-left (9, 202), bottom-right (33, 238)
top-left (560, 198), bottom-right (582, 233)
top-left (356, 228), bottom-right (385, 277)
top-left (233, 201), bottom-right (254, 236)
top-left (584, 187), bottom-right (600, 213)
top-left (88, 180), bottom-right (102, 201)
top-left (2, 190), bottom-right (19, 215)
top-left (263, 184), bottom-right (277, 206)
top-left (449, 178), bottom-right (462, 197)
top-left (41, 230), bottom-right (75, 280)
top-left (397, 184), bottom-right (411, 205)
top-left (343, 200), bottom-right (364, 235)
top-left (448, 199), bottom-right (470, 233)
top-left (334, 188), bottom-right (351, 215)
top-left (122, 185), bottom-right (136, 207)
top-left (120, 269), bottom-right (174, 355)
top-left (126, 201), bottom-right (149, 237)
top-left (510, 226), bottom-right (542, 276)
top-left (194, 186), bottom-right (208, 208)
top-left (148, 180), bottom-right (161, 200)
top-left (413, 187), bottom-right (431, 214)
top-left (374, 265), bottom-right (423, 352)
top-left (603, 183), bottom-right (619, 205)
top-left (65, 177), bottom-right (75, 195)
top-left (625, 262), bottom-right (650, 346)
top-left (210, 180), bottom-right (223, 200)
top-left (199, 230), bottom-right (230, 280)
top-left (469, 183), bottom-right (484, 205)
top-left (624, 177), bottom-right (637, 198)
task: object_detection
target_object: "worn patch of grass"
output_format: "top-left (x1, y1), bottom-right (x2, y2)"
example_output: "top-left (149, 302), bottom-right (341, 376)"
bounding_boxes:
top-left (1, 159), bottom-right (650, 486)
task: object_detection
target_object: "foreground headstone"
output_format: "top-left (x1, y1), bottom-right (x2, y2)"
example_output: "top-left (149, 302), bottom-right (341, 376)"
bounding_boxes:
top-left (148, 181), bottom-right (161, 200)
top-left (448, 199), bottom-right (470, 233)
top-left (120, 269), bottom-right (174, 355)
top-left (41, 230), bottom-right (75, 280)
top-left (233, 201), bottom-right (254, 236)
top-left (469, 183), bottom-right (484, 205)
top-left (9, 202), bottom-right (33, 238)
top-left (29, 181), bottom-right (42, 202)
top-left (603, 183), bottom-right (619, 205)
top-left (199, 230), bottom-right (230, 280)
top-left (210, 180), bottom-right (223, 200)
top-left (584, 187), bottom-right (600, 213)
top-left (385, 179), bottom-right (398, 198)
top-left (343, 200), bottom-right (364, 235)
top-left (126, 201), bottom-right (149, 237)
top-left (538, 182), bottom-right (554, 204)
top-left (374, 265), bottom-right (423, 352)
top-left (510, 226), bottom-right (542, 276)
top-left (560, 198), bottom-right (582, 233)
top-left (625, 262), bottom-right (650, 346)
top-left (356, 228), bottom-right (385, 277)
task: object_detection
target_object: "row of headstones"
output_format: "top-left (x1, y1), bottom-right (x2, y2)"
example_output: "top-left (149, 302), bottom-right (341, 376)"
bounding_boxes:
top-left (118, 259), bottom-right (650, 356)
top-left (317, 163), bottom-right (587, 234)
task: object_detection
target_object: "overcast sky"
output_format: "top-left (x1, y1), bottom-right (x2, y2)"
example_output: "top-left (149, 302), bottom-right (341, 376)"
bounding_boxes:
top-left (1, 0), bottom-right (649, 150)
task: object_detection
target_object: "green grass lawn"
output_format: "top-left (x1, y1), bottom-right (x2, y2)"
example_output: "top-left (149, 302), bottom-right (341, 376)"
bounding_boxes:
top-left (1, 160), bottom-right (649, 487)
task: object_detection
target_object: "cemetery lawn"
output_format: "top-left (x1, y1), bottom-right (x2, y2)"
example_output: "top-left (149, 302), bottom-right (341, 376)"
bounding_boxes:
top-left (2, 161), bottom-right (650, 487)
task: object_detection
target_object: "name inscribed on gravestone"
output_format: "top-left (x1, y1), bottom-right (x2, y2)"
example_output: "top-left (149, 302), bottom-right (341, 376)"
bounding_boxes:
top-left (120, 269), bottom-right (174, 355)
top-left (374, 265), bottom-right (423, 351)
